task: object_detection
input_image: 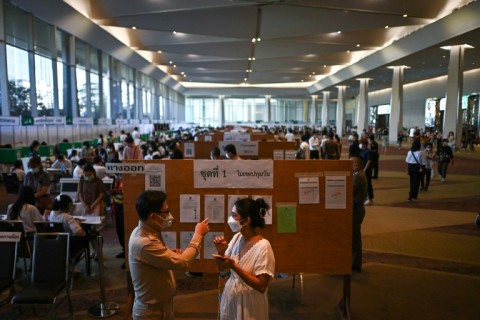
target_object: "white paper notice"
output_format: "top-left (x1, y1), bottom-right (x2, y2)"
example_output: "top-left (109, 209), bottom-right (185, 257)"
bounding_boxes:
top-left (180, 194), bottom-right (201, 223)
top-left (325, 175), bottom-right (347, 209)
top-left (144, 163), bottom-right (166, 191)
top-left (161, 231), bottom-right (177, 250)
top-left (183, 142), bottom-right (195, 158)
top-left (252, 195), bottom-right (273, 225)
top-left (228, 195), bottom-right (249, 213)
top-left (298, 177), bottom-right (320, 204)
top-left (204, 195), bottom-right (225, 223)
top-left (204, 232), bottom-right (224, 259)
top-left (273, 150), bottom-right (284, 160)
top-left (180, 231), bottom-right (199, 259)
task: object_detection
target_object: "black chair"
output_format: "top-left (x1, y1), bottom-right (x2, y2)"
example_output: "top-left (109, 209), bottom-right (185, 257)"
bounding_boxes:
top-left (34, 220), bottom-right (92, 284)
top-left (0, 222), bottom-right (19, 304)
top-left (33, 221), bottom-right (65, 233)
top-left (11, 233), bottom-right (73, 315)
top-left (2, 173), bottom-right (20, 194)
top-left (0, 220), bottom-right (31, 275)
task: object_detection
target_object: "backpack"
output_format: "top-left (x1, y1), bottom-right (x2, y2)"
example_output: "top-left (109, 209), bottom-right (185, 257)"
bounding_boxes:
top-left (295, 148), bottom-right (305, 160)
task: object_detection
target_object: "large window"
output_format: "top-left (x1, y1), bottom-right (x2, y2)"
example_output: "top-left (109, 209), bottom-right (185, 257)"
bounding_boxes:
top-left (35, 54), bottom-right (54, 116)
top-left (186, 98), bottom-right (220, 127)
top-left (6, 45), bottom-right (31, 116)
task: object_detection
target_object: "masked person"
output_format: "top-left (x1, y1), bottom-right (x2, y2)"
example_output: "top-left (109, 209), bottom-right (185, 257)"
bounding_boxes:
top-left (213, 198), bottom-right (275, 320)
top-left (129, 190), bottom-right (209, 320)
top-left (78, 164), bottom-right (105, 216)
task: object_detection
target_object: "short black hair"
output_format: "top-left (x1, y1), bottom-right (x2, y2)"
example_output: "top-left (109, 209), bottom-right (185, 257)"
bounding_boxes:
top-left (52, 194), bottom-right (73, 211)
top-left (224, 144), bottom-right (237, 155)
top-left (125, 136), bottom-right (134, 144)
top-left (135, 190), bottom-right (167, 221)
top-left (83, 164), bottom-right (96, 174)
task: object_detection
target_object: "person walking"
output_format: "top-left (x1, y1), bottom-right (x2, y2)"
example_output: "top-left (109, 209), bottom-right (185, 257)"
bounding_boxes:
top-left (437, 138), bottom-right (454, 182)
top-left (405, 140), bottom-right (427, 201)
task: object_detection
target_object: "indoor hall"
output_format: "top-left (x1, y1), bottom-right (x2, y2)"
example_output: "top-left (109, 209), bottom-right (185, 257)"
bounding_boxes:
top-left (0, 142), bottom-right (479, 320)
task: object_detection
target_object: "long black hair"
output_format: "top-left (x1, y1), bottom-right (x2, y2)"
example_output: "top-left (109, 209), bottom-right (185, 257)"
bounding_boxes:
top-left (8, 186), bottom-right (36, 220)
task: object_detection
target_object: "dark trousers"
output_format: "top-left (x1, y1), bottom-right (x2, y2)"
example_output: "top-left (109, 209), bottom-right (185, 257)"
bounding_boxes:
top-left (420, 168), bottom-right (431, 190)
top-left (365, 170), bottom-right (374, 200)
top-left (408, 164), bottom-right (422, 199)
top-left (438, 161), bottom-right (450, 179)
top-left (310, 150), bottom-right (319, 159)
top-left (352, 206), bottom-right (366, 270)
top-left (114, 203), bottom-right (125, 250)
top-left (371, 160), bottom-right (379, 178)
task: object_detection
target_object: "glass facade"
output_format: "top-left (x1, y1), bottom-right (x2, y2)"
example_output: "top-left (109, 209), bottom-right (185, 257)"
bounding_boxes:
top-left (0, 1), bottom-right (312, 125)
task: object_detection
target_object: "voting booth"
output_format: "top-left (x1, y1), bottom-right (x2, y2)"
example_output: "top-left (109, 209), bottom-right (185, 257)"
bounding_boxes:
top-left (116, 158), bottom-right (354, 317)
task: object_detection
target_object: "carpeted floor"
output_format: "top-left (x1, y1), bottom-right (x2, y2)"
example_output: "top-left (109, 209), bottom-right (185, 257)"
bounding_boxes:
top-left (1, 142), bottom-right (479, 319)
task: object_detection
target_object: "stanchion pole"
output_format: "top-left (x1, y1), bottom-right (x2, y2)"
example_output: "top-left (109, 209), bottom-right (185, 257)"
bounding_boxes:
top-left (87, 235), bottom-right (119, 318)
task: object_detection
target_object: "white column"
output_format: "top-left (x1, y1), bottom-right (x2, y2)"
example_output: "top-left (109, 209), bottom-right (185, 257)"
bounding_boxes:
top-left (336, 86), bottom-right (346, 137)
top-left (311, 95), bottom-right (317, 126)
top-left (219, 95), bottom-right (225, 127)
top-left (443, 45), bottom-right (464, 146)
top-left (389, 66), bottom-right (405, 144)
top-left (322, 91), bottom-right (329, 128)
top-left (356, 79), bottom-right (369, 133)
top-left (265, 95), bottom-right (271, 123)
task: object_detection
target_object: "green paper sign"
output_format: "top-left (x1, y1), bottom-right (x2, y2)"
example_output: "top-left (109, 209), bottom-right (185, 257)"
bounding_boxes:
top-left (277, 206), bottom-right (296, 233)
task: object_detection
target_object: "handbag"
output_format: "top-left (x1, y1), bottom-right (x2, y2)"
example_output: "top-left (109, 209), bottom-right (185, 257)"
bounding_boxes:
top-left (411, 152), bottom-right (425, 173)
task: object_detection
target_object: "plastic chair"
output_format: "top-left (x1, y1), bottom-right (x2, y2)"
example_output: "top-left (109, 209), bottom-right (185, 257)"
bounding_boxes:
top-left (2, 173), bottom-right (20, 194)
top-left (0, 222), bottom-right (19, 304)
top-left (0, 220), bottom-right (31, 276)
top-left (34, 220), bottom-right (92, 285)
top-left (11, 233), bottom-right (73, 316)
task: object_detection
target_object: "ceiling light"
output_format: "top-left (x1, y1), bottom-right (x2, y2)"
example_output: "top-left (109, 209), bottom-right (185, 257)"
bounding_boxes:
top-left (347, 50), bottom-right (350, 53)
top-left (337, 30), bottom-right (341, 34)
top-left (169, 61), bottom-right (173, 64)
top-left (173, 31), bottom-right (177, 34)
top-left (356, 44), bottom-right (360, 47)
top-left (385, 26), bottom-right (389, 29)
top-left (403, 14), bottom-right (408, 18)
top-left (132, 26), bottom-right (136, 30)
top-left (256, 38), bottom-right (261, 42)
top-left (252, 38), bottom-right (256, 43)
top-left (173, 65), bottom-right (176, 68)
top-left (158, 50), bottom-right (162, 53)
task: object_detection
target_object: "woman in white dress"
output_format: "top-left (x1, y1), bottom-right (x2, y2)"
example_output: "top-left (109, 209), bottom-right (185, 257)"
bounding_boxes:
top-left (213, 198), bottom-right (275, 320)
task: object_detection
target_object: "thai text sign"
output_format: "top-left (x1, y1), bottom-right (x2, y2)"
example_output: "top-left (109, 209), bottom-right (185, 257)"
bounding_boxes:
top-left (194, 160), bottom-right (273, 189)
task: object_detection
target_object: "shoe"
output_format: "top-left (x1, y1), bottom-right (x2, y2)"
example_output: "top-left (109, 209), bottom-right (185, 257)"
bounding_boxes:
top-left (185, 272), bottom-right (203, 278)
top-left (407, 198), bottom-right (412, 202)
top-left (352, 267), bottom-right (362, 273)
top-left (364, 199), bottom-right (371, 205)
top-left (475, 213), bottom-right (480, 228)
top-left (115, 251), bottom-right (125, 259)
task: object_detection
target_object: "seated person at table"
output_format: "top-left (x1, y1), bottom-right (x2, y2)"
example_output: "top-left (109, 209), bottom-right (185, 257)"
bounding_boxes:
top-left (7, 186), bottom-right (45, 233)
top-left (49, 194), bottom-right (85, 236)
top-left (73, 158), bottom-right (87, 178)
top-left (11, 160), bottom-right (26, 183)
top-left (51, 153), bottom-right (73, 175)
top-left (78, 164), bottom-right (105, 216)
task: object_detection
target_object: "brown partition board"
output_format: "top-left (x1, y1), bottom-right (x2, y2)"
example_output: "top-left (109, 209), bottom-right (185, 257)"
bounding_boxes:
top-left (181, 141), bottom-right (297, 160)
top-left (123, 159), bottom-right (352, 274)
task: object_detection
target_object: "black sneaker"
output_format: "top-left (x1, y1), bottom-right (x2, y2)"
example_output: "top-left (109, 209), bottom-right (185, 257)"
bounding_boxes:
top-left (115, 251), bottom-right (125, 259)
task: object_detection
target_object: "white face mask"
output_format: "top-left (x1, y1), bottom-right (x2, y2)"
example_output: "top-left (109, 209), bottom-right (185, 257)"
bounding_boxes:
top-left (227, 215), bottom-right (243, 233)
top-left (153, 212), bottom-right (174, 230)
top-left (358, 144), bottom-right (363, 149)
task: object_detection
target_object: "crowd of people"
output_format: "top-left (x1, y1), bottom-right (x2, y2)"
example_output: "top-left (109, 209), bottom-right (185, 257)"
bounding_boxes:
top-left (4, 123), bottom-right (478, 319)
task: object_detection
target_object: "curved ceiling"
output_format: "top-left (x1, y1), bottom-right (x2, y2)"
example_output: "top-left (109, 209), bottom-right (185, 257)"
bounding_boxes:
top-left (11, 0), bottom-right (480, 98)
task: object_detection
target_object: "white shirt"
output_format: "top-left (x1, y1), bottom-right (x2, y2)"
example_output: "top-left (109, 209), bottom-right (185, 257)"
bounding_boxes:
top-left (73, 165), bottom-right (84, 178)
